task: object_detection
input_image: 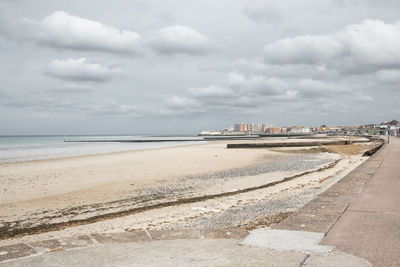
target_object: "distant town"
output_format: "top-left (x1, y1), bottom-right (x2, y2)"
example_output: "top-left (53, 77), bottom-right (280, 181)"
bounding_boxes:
top-left (200, 119), bottom-right (400, 137)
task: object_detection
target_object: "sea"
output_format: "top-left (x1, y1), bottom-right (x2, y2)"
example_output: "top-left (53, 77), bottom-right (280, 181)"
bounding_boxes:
top-left (0, 135), bottom-right (205, 163)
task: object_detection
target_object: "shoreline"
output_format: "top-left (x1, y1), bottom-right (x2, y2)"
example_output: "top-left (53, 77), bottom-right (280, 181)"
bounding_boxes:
top-left (0, 140), bottom-right (207, 165)
top-left (0, 140), bottom-right (207, 166)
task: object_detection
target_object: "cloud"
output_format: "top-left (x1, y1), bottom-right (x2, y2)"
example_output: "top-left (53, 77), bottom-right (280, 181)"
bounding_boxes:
top-left (0, 93), bottom-right (141, 117)
top-left (188, 85), bottom-right (235, 98)
top-left (296, 78), bottom-right (345, 98)
top-left (226, 72), bottom-right (286, 96)
top-left (150, 25), bottom-right (216, 55)
top-left (1, 11), bottom-right (220, 57)
top-left (243, 0), bottom-right (283, 24)
top-left (156, 63), bottom-right (378, 117)
top-left (157, 73), bottom-right (329, 116)
top-left (85, 101), bottom-right (140, 117)
top-left (4, 11), bottom-right (142, 54)
top-left (45, 58), bottom-right (121, 83)
top-left (376, 69), bottom-right (400, 84)
top-left (264, 19), bottom-right (400, 73)
top-left (264, 35), bottom-right (343, 65)
top-left (158, 96), bottom-right (205, 116)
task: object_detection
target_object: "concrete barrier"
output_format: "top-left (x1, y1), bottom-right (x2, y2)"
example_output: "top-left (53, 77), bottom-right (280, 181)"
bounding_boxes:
top-left (227, 140), bottom-right (350, 148)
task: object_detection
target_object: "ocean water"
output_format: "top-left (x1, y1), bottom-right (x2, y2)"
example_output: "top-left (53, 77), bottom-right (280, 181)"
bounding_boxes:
top-left (0, 135), bottom-right (205, 163)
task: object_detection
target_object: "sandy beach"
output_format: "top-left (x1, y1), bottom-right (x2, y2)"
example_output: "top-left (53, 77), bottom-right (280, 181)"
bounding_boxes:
top-left (0, 137), bottom-right (379, 245)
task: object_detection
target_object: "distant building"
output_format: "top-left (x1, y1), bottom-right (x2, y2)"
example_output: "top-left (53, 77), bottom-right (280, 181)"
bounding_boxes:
top-left (261, 123), bottom-right (267, 132)
top-left (246, 124), bottom-right (252, 132)
top-left (252, 123), bottom-right (259, 132)
top-left (234, 124), bottom-right (241, 132)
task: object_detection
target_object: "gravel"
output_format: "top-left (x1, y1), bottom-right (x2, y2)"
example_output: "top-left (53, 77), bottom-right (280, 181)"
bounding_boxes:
top-left (183, 153), bottom-right (335, 181)
top-left (171, 182), bottom-right (333, 230)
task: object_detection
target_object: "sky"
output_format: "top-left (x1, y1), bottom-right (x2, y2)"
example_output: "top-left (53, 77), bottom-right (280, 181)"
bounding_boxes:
top-left (1, 0), bottom-right (400, 135)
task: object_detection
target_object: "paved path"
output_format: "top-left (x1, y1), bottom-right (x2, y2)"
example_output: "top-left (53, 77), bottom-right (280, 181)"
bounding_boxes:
top-left (322, 137), bottom-right (400, 266)
top-left (0, 238), bottom-right (370, 267)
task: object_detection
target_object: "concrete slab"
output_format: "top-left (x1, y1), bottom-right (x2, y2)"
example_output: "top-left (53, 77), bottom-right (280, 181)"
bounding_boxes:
top-left (348, 184), bottom-right (400, 213)
top-left (304, 250), bottom-right (371, 267)
top-left (240, 229), bottom-right (333, 255)
top-left (0, 243), bottom-right (36, 262)
top-left (28, 239), bottom-right (63, 253)
top-left (301, 202), bottom-right (348, 215)
top-left (91, 231), bottom-right (151, 244)
top-left (148, 229), bottom-right (202, 240)
top-left (202, 228), bottom-right (248, 239)
top-left (0, 239), bottom-right (308, 267)
top-left (313, 195), bottom-right (354, 205)
top-left (275, 218), bottom-right (335, 233)
top-left (28, 235), bottom-right (94, 252)
top-left (0, 239), bottom-right (372, 267)
top-left (322, 212), bottom-right (400, 266)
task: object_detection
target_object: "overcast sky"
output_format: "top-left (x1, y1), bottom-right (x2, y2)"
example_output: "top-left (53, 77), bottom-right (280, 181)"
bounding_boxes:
top-left (1, 0), bottom-right (400, 134)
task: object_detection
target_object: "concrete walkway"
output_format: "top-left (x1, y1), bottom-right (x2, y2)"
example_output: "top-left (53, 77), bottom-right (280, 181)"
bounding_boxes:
top-left (322, 137), bottom-right (400, 266)
top-left (0, 238), bottom-right (370, 267)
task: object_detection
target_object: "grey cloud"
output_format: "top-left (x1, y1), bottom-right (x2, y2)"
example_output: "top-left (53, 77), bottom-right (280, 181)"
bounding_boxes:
top-left (330, 0), bottom-right (361, 7)
top-left (296, 79), bottom-right (346, 98)
top-left (158, 68), bottom-right (370, 117)
top-left (85, 101), bottom-right (141, 117)
top-left (158, 96), bottom-right (205, 116)
top-left (188, 86), bottom-right (236, 98)
top-left (376, 69), bottom-right (400, 84)
top-left (0, 94), bottom-right (141, 117)
top-left (45, 58), bottom-right (121, 83)
top-left (234, 59), bottom-right (341, 80)
top-left (226, 72), bottom-right (286, 96)
top-left (243, 0), bottom-right (284, 24)
top-left (149, 25), bottom-right (217, 55)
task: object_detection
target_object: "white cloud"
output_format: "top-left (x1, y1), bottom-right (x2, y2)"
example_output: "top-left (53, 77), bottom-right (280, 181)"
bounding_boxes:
top-left (264, 35), bottom-right (343, 65)
top-left (46, 58), bottom-right (121, 83)
top-left (10, 11), bottom-right (142, 54)
top-left (150, 25), bottom-right (216, 55)
top-left (188, 85), bottom-right (235, 98)
top-left (4, 12), bottom-right (217, 56)
top-left (264, 19), bottom-right (400, 72)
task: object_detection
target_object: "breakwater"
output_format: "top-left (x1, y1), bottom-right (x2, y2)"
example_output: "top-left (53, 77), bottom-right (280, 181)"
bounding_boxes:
top-left (64, 139), bottom-right (203, 143)
top-left (227, 140), bottom-right (352, 148)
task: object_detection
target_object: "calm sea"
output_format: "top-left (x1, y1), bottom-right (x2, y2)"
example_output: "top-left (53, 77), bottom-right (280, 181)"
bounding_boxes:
top-left (0, 135), bottom-right (204, 163)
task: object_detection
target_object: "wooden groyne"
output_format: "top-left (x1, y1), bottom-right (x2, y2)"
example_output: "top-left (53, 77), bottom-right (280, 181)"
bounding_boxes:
top-left (362, 139), bottom-right (385, 156)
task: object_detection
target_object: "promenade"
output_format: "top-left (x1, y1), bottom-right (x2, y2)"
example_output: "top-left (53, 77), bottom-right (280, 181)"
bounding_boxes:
top-left (321, 136), bottom-right (400, 266)
top-left (0, 138), bottom-right (398, 266)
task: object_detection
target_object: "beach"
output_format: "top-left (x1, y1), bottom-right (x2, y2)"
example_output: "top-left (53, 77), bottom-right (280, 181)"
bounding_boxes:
top-left (0, 137), bottom-right (379, 245)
